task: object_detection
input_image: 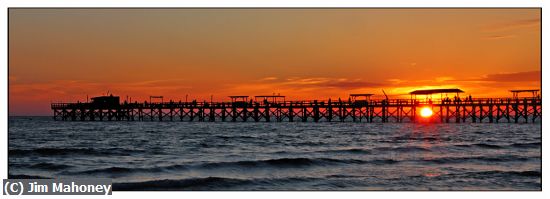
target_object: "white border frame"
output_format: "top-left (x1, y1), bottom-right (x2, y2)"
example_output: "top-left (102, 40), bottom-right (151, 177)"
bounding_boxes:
top-left (0, 1), bottom-right (546, 198)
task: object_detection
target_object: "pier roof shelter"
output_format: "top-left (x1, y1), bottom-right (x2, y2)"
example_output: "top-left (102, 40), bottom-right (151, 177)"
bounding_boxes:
top-left (149, 96), bottom-right (163, 103)
top-left (229, 96), bottom-right (249, 102)
top-left (409, 88), bottom-right (464, 99)
top-left (254, 95), bottom-right (286, 103)
top-left (350, 94), bottom-right (374, 106)
top-left (349, 94), bottom-right (374, 102)
top-left (510, 89), bottom-right (539, 99)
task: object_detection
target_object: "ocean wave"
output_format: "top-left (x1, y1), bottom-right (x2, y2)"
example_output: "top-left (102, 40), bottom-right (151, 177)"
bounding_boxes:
top-left (454, 143), bottom-right (502, 149)
top-left (389, 135), bottom-right (440, 142)
top-left (70, 167), bottom-right (157, 175)
top-left (216, 135), bottom-right (256, 140)
top-left (199, 157), bottom-right (365, 169)
top-left (368, 158), bottom-right (400, 165)
top-left (479, 170), bottom-right (541, 177)
top-left (113, 176), bottom-right (320, 191)
top-left (438, 170), bottom-right (542, 179)
top-left (320, 146), bottom-right (431, 154)
top-left (9, 147), bottom-right (145, 157)
top-left (290, 141), bottom-right (329, 147)
top-left (409, 170), bottom-right (541, 180)
top-left (66, 157), bottom-right (368, 176)
top-left (28, 162), bottom-right (72, 171)
top-left (454, 142), bottom-right (541, 149)
top-left (372, 146), bottom-right (431, 153)
top-left (421, 155), bottom-right (535, 164)
top-left (472, 143), bottom-right (503, 149)
top-left (510, 142), bottom-right (541, 149)
top-left (8, 174), bottom-right (51, 179)
top-left (318, 148), bottom-right (371, 154)
top-left (63, 164), bottom-right (190, 176)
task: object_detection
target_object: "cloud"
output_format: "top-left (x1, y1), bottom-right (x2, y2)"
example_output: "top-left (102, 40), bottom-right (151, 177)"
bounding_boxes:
top-left (10, 72), bottom-right (541, 115)
top-left (399, 62), bottom-right (418, 68)
top-left (385, 77), bottom-right (455, 87)
top-left (484, 35), bottom-right (516, 40)
top-left (414, 71), bottom-right (541, 84)
top-left (284, 77), bottom-right (331, 85)
top-left (381, 71), bottom-right (539, 97)
top-left (322, 80), bottom-right (383, 89)
top-left (276, 77), bottom-right (383, 89)
top-left (225, 76), bottom-right (387, 99)
top-left (258, 77), bottom-right (278, 81)
top-left (435, 76), bottom-right (455, 82)
top-left (9, 79), bottom-right (194, 102)
top-left (387, 79), bottom-right (405, 84)
top-left (483, 18), bottom-right (540, 32)
top-left (478, 70), bottom-right (540, 82)
top-left (382, 77), bottom-right (464, 96)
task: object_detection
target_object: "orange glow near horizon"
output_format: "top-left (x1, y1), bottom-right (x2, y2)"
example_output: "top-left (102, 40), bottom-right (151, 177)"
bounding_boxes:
top-left (8, 9), bottom-right (541, 115)
top-left (420, 107), bottom-right (434, 118)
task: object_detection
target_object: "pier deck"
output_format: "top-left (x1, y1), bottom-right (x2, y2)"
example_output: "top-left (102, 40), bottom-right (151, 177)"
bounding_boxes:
top-left (51, 97), bottom-right (541, 123)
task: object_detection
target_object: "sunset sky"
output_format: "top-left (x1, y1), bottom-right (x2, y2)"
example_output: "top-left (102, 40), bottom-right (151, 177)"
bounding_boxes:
top-left (9, 9), bottom-right (540, 115)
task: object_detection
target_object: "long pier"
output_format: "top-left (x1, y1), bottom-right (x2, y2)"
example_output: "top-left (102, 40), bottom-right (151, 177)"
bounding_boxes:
top-left (51, 97), bottom-right (541, 123)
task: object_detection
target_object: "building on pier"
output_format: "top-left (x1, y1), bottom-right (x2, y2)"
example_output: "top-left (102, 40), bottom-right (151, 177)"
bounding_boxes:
top-left (510, 89), bottom-right (540, 99)
top-left (254, 95), bottom-right (286, 104)
top-left (90, 95), bottom-right (120, 108)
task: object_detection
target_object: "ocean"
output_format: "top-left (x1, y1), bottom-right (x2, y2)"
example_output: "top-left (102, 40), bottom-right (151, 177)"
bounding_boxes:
top-left (8, 116), bottom-right (541, 190)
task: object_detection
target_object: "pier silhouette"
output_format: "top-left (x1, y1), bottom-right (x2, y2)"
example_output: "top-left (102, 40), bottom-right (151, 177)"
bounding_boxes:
top-left (51, 89), bottom-right (541, 123)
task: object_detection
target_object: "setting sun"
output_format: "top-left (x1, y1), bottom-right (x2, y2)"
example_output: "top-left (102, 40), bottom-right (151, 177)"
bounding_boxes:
top-left (420, 107), bottom-right (434, 118)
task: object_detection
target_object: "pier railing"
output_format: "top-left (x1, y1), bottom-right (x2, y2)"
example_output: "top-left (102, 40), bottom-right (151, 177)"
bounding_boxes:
top-left (50, 98), bottom-right (540, 109)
